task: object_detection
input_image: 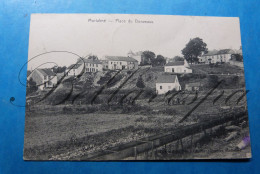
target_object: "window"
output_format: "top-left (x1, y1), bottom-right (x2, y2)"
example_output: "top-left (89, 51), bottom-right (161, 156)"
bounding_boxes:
top-left (44, 76), bottom-right (47, 80)
top-left (160, 86), bottom-right (162, 89)
top-left (120, 62), bottom-right (122, 65)
top-left (96, 64), bottom-right (98, 67)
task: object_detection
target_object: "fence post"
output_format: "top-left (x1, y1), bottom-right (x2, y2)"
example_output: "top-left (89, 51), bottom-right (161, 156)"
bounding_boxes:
top-left (190, 134), bottom-right (193, 153)
top-left (134, 146), bottom-right (137, 160)
top-left (151, 141), bottom-right (155, 159)
top-left (180, 138), bottom-right (184, 152)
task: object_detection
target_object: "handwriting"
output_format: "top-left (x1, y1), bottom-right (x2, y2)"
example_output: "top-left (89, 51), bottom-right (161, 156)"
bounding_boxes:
top-left (11, 51), bottom-right (250, 123)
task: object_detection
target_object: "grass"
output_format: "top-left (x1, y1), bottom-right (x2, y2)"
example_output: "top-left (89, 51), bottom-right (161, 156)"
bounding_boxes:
top-left (191, 63), bottom-right (244, 75)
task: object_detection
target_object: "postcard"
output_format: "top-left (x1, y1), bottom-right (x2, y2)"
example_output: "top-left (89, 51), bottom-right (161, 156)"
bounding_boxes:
top-left (23, 14), bottom-right (251, 160)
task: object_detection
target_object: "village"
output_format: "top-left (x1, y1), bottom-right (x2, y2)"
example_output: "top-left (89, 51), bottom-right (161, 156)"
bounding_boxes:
top-left (24, 38), bottom-right (249, 160)
top-left (27, 47), bottom-right (244, 96)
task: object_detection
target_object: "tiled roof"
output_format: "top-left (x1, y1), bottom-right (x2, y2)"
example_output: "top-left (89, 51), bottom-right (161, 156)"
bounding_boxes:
top-left (67, 64), bottom-right (82, 69)
top-left (218, 49), bottom-right (235, 54)
top-left (202, 49), bottom-right (235, 56)
top-left (38, 68), bottom-right (56, 76)
top-left (165, 61), bottom-right (184, 66)
top-left (77, 58), bottom-right (102, 64)
top-left (106, 56), bottom-right (138, 62)
top-left (203, 50), bottom-right (219, 56)
top-left (156, 75), bottom-right (177, 83)
top-left (185, 82), bottom-right (201, 87)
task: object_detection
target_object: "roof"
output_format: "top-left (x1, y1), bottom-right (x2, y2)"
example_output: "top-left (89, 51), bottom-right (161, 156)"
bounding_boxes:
top-left (37, 68), bottom-right (56, 76)
top-left (165, 61), bottom-right (184, 66)
top-left (202, 49), bottom-right (235, 56)
top-left (106, 56), bottom-right (138, 62)
top-left (77, 58), bottom-right (102, 64)
top-left (218, 49), bottom-right (235, 54)
top-left (67, 64), bottom-right (82, 69)
top-left (156, 75), bottom-right (177, 83)
top-left (185, 82), bottom-right (201, 87)
top-left (203, 50), bottom-right (219, 56)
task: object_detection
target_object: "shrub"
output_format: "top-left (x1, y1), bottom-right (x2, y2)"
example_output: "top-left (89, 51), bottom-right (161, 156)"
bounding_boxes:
top-left (127, 70), bottom-right (132, 75)
top-left (160, 108), bottom-right (177, 115)
top-left (207, 75), bottom-right (219, 88)
top-left (136, 75), bottom-right (145, 88)
top-left (85, 105), bottom-right (99, 113)
top-left (75, 107), bottom-right (86, 113)
top-left (62, 106), bottom-right (73, 113)
top-left (142, 87), bottom-right (156, 99)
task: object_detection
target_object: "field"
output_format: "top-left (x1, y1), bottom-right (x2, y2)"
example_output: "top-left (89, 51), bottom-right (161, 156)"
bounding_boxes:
top-left (190, 63), bottom-right (244, 75)
top-left (24, 62), bottom-right (250, 160)
top-left (24, 87), bottom-right (248, 160)
top-left (24, 110), bottom-right (184, 160)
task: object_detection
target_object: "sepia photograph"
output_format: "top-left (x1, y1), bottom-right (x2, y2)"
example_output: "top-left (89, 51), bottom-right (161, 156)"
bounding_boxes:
top-left (23, 14), bottom-right (251, 160)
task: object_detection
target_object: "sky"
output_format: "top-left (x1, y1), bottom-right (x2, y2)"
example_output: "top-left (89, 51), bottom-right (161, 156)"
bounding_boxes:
top-left (27, 14), bottom-right (242, 69)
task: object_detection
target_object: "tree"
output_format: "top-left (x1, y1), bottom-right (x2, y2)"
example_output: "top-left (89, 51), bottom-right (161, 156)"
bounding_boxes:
top-left (173, 56), bottom-right (184, 61)
top-left (152, 55), bottom-right (166, 66)
top-left (88, 55), bottom-right (98, 60)
top-left (141, 51), bottom-right (156, 65)
top-left (232, 54), bottom-right (243, 62)
top-left (136, 75), bottom-right (145, 88)
top-left (52, 66), bottom-right (66, 73)
top-left (207, 75), bottom-right (219, 88)
top-left (26, 78), bottom-right (38, 95)
top-left (182, 37), bottom-right (208, 64)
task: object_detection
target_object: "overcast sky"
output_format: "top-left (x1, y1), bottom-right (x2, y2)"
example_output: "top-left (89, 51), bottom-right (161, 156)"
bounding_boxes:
top-left (27, 14), bottom-right (242, 69)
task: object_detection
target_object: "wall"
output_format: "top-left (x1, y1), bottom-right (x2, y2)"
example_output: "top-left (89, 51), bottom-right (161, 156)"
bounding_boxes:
top-left (156, 82), bottom-right (181, 94)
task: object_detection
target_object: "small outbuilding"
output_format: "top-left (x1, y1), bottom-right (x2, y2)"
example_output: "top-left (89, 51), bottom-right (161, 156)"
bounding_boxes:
top-left (156, 75), bottom-right (181, 95)
top-left (185, 82), bottom-right (201, 91)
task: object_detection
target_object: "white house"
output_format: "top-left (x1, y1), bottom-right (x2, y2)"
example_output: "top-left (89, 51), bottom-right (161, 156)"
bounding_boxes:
top-left (164, 59), bottom-right (192, 74)
top-left (27, 68), bottom-right (57, 90)
top-left (127, 50), bottom-right (143, 64)
top-left (106, 56), bottom-right (138, 70)
top-left (66, 58), bottom-right (103, 76)
top-left (156, 75), bottom-right (181, 94)
top-left (66, 63), bottom-right (84, 76)
top-left (199, 49), bottom-right (235, 64)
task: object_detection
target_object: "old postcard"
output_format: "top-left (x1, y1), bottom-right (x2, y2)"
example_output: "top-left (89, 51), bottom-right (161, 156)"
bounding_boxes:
top-left (23, 14), bottom-right (251, 160)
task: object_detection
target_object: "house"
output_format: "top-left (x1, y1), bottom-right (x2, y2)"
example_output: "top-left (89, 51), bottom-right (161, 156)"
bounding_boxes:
top-left (66, 58), bottom-right (103, 76)
top-left (27, 68), bottom-right (57, 90)
top-left (164, 59), bottom-right (192, 74)
top-left (66, 63), bottom-right (84, 76)
top-left (106, 56), bottom-right (138, 70)
top-left (100, 59), bottom-right (109, 69)
top-left (199, 49), bottom-right (235, 64)
top-left (185, 82), bottom-right (201, 91)
top-left (127, 50), bottom-right (143, 64)
top-left (156, 75), bottom-right (181, 94)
